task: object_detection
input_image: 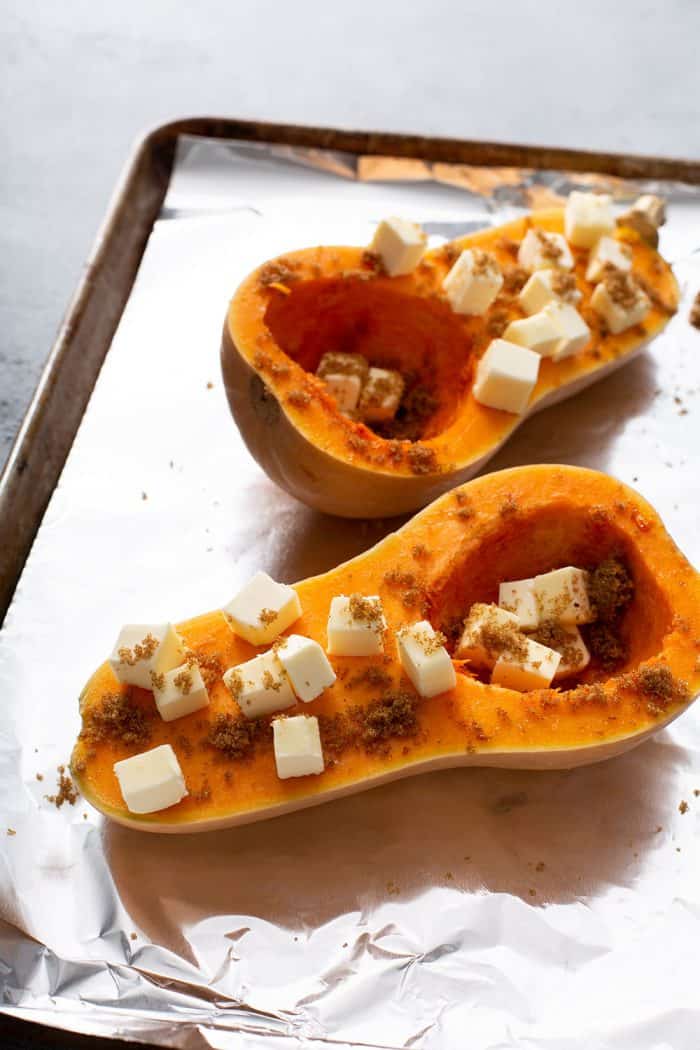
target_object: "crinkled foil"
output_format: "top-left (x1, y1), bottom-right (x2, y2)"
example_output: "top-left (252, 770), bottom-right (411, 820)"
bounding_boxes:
top-left (1, 136), bottom-right (699, 1048)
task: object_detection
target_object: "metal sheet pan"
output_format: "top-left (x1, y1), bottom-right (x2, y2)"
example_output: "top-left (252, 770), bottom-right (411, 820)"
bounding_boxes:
top-left (1, 120), bottom-right (699, 1049)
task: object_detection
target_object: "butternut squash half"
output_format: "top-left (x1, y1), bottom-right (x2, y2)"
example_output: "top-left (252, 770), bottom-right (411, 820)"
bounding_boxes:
top-left (71, 466), bottom-right (700, 833)
top-left (221, 208), bottom-right (678, 518)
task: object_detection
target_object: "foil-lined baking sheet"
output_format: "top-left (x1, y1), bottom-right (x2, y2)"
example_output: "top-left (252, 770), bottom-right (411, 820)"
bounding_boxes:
top-left (1, 135), bottom-right (699, 1048)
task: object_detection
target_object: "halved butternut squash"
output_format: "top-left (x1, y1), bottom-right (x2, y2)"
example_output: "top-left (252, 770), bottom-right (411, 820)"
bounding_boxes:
top-left (71, 466), bottom-right (700, 833)
top-left (221, 208), bottom-right (678, 517)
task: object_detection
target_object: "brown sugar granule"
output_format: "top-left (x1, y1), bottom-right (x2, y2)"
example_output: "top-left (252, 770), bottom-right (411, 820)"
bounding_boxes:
top-left (224, 670), bottom-right (244, 700)
top-left (404, 626), bottom-right (448, 657)
top-left (502, 265), bottom-right (529, 294)
top-left (348, 594), bottom-right (384, 629)
top-left (258, 608), bottom-right (278, 626)
top-left (188, 650), bottom-right (223, 688)
top-left (150, 671), bottom-right (165, 692)
top-left (259, 260), bottom-right (299, 287)
top-left (462, 604), bottom-right (528, 662)
top-left (176, 734), bottom-right (194, 759)
top-left (534, 228), bottom-right (564, 264)
top-left (535, 861), bottom-right (546, 873)
top-left (206, 713), bottom-right (266, 759)
top-left (588, 557), bottom-right (634, 622)
top-left (117, 633), bottom-right (158, 667)
top-left (499, 494), bottom-right (518, 518)
top-left (550, 270), bottom-right (579, 302)
top-left (262, 669), bottom-right (284, 692)
top-left (411, 543), bottom-right (431, 561)
top-left (633, 273), bottom-right (673, 315)
top-left (206, 381), bottom-right (214, 390)
top-left (287, 389), bottom-right (311, 409)
top-left (347, 665), bottom-right (393, 691)
top-left (587, 622), bottom-right (628, 671)
top-left (472, 249), bottom-right (499, 278)
top-left (440, 243), bottom-right (459, 265)
top-left (620, 665), bottom-right (689, 709)
top-left (496, 236), bottom-right (520, 259)
top-left (361, 249), bottom-right (384, 274)
top-left (406, 445), bottom-right (438, 476)
top-left (45, 765), bottom-right (78, 809)
top-left (601, 268), bottom-right (644, 310)
top-left (81, 692), bottom-right (152, 746)
top-left (351, 691), bottom-right (418, 753)
top-left (689, 290), bottom-right (700, 329)
top-left (679, 800), bottom-right (689, 814)
top-left (35, 772), bottom-right (43, 782)
top-left (486, 307), bottom-right (510, 338)
top-left (318, 711), bottom-right (355, 756)
top-left (173, 669), bottom-right (193, 695)
top-left (130, 932), bottom-right (138, 941)
top-left (377, 384), bottom-right (439, 443)
top-left (531, 621), bottom-right (585, 670)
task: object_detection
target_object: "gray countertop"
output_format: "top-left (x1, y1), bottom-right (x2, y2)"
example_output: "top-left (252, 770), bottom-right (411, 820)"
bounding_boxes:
top-left (2, 0), bottom-right (699, 469)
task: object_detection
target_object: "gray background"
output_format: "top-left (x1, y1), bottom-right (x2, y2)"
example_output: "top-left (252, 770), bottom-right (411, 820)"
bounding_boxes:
top-left (2, 0), bottom-right (699, 469)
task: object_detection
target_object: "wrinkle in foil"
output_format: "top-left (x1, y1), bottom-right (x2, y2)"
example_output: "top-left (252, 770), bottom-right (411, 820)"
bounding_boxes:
top-left (0, 136), bottom-right (699, 1048)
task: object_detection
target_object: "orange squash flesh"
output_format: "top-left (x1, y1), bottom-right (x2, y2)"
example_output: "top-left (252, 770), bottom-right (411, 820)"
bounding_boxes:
top-left (72, 466), bottom-right (700, 833)
top-left (221, 208), bottom-right (679, 517)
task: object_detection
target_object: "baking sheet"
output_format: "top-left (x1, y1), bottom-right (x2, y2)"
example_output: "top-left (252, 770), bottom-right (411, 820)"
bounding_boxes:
top-left (1, 135), bottom-right (699, 1048)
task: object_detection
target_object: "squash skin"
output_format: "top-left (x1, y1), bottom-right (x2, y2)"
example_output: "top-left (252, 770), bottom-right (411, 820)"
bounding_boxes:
top-left (72, 466), bottom-right (700, 833)
top-left (221, 210), bottom-right (678, 518)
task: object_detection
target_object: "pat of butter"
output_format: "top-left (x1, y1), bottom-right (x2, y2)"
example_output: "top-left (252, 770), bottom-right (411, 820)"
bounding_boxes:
top-left (542, 301), bottom-right (591, 361)
top-left (519, 270), bottom-right (582, 315)
top-left (491, 637), bottom-right (561, 691)
top-left (322, 372), bottom-right (363, 413)
top-left (564, 191), bottom-right (614, 249)
top-left (224, 651), bottom-right (296, 718)
top-left (327, 595), bottom-right (386, 656)
top-left (551, 625), bottom-right (591, 680)
top-left (498, 578), bottom-right (538, 630)
top-left (442, 249), bottom-right (503, 315)
top-left (473, 339), bottom-right (540, 414)
top-left (455, 603), bottom-right (522, 668)
top-left (534, 567), bottom-right (594, 625)
top-left (153, 662), bottom-right (209, 722)
top-left (591, 273), bottom-right (650, 335)
top-left (109, 623), bottom-right (186, 690)
top-left (358, 367), bottom-right (404, 423)
top-left (397, 620), bottom-right (456, 698)
top-left (273, 714), bottom-right (325, 779)
top-left (317, 352), bottom-right (369, 383)
top-left (585, 235), bottom-right (632, 283)
top-left (370, 217), bottom-right (426, 276)
top-left (113, 744), bottom-right (187, 814)
top-left (503, 311), bottom-right (563, 358)
top-left (518, 229), bottom-right (574, 273)
top-left (223, 571), bottom-right (302, 646)
top-left (276, 634), bottom-right (336, 702)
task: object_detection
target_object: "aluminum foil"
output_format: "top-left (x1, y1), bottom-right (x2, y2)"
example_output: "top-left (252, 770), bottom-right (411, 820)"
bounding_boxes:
top-left (1, 135), bottom-right (699, 1048)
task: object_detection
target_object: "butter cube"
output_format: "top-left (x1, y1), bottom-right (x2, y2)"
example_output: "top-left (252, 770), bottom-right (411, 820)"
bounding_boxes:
top-left (153, 662), bottom-right (209, 722)
top-left (322, 373), bottom-right (363, 413)
top-left (317, 352), bottom-right (369, 383)
top-left (272, 714), bottom-right (325, 779)
top-left (473, 339), bottom-right (540, 414)
top-left (631, 194), bottom-right (666, 228)
top-left (542, 302), bottom-right (591, 361)
top-left (276, 634), bottom-right (336, 702)
top-left (223, 651), bottom-right (296, 718)
top-left (498, 578), bottom-right (538, 630)
top-left (109, 623), bottom-right (186, 690)
top-left (370, 217), bottom-right (426, 276)
top-left (455, 603), bottom-right (522, 668)
top-left (358, 367), bottom-right (404, 423)
top-left (327, 595), bottom-right (386, 656)
top-left (223, 571), bottom-right (302, 646)
top-left (503, 311), bottom-right (563, 358)
top-left (551, 626), bottom-right (591, 680)
top-left (491, 637), bottom-right (561, 691)
top-left (442, 249), bottom-right (503, 315)
top-left (585, 235), bottom-right (632, 283)
top-left (518, 229), bottom-right (574, 273)
top-left (397, 620), bottom-right (456, 698)
top-left (591, 272), bottom-right (650, 334)
top-left (533, 567), bottom-right (594, 625)
top-left (113, 744), bottom-right (187, 814)
top-left (564, 191), bottom-right (614, 248)
top-left (519, 270), bottom-right (582, 315)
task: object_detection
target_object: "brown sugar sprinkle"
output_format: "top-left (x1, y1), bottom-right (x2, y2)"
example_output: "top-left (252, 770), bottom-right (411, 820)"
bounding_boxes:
top-left (173, 669), bottom-right (193, 695)
top-left (81, 692), bottom-right (152, 745)
top-left (35, 772), bottom-right (44, 781)
top-left (224, 670), bottom-right (243, 700)
top-left (587, 623), bottom-right (628, 671)
top-left (472, 249), bottom-right (499, 278)
top-left (411, 543), bottom-right (431, 561)
top-left (690, 290), bottom-right (700, 329)
top-left (206, 713), bottom-right (266, 759)
top-left (258, 608), bottom-right (278, 626)
top-left (619, 665), bottom-right (689, 710)
top-left (531, 621), bottom-right (585, 669)
top-left (287, 389), bottom-right (311, 409)
top-left (550, 270), bottom-right (579, 302)
top-left (601, 268), bottom-right (644, 310)
top-left (361, 249), bottom-right (384, 274)
top-left (176, 734), bottom-right (194, 758)
top-left (407, 445), bottom-right (438, 475)
top-left (404, 626), bottom-right (448, 656)
top-left (634, 273), bottom-right (674, 315)
top-left (150, 671), bottom-right (165, 692)
top-left (347, 665), bottom-right (393, 690)
top-left (453, 492), bottom-right (474, 520)
top-left (534, 228), bottom-right (564, 263)
top-left (499, 494), bottom-right (518, 518)
top-left (376, 384), bottom-right (438, 443)
top-left (188, 650), bottom-right (223, 688)
top-left (262, 669), bottom-right (284, 692)
top-left (351, 691), bottom-right (419, 754)
top-left (588, 557), bottom-right (634, 623)
top-left (259, 260), bottom-right (299, 287)
top-left (117, 633), bottom-right (158, 666)
top-left (462, 604), bottom-right (528, 662)
top-left (45, 765), bottom-right (78, 809)
top-left (679, 800), bottom-right (689, 814)
top-left (348, 594), bottom-right (384, 629)
top-left (486, 307), bottom-right (510, 338)
top-left (496, 236), bottom-right (520, 259)
top-left (502, 266), bottom-right (529, 294)
top-left (318, 711), bottom-right (355, 756)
